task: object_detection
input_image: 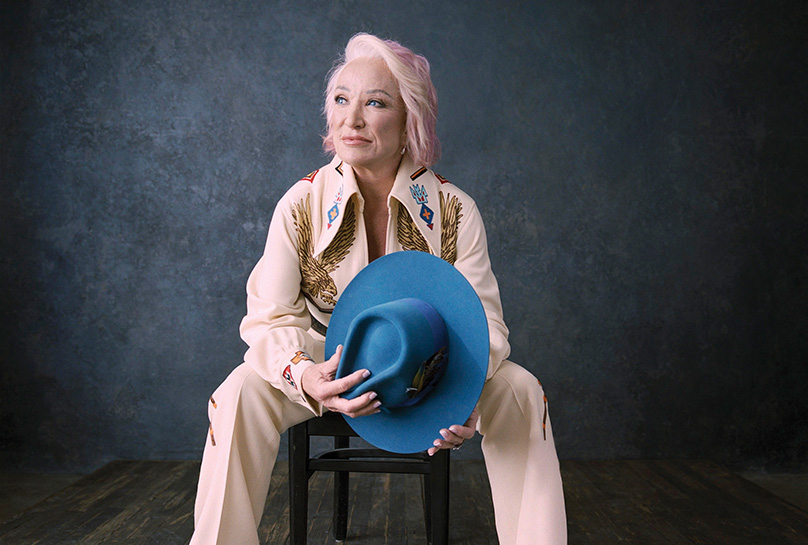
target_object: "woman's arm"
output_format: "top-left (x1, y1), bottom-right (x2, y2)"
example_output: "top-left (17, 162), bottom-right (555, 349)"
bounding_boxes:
top-left (427, 195), bottom-right (510, 454)
top-left (450, 199), bottom-right (511, 380)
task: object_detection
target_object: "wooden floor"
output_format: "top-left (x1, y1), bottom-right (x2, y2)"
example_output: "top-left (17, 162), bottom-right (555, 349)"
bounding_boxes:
top-left (1, 459), bottom-right (807, 544)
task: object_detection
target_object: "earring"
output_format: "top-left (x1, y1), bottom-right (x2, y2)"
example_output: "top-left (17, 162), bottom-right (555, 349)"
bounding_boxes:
top-left (401, 146), bottom-right (406, 155)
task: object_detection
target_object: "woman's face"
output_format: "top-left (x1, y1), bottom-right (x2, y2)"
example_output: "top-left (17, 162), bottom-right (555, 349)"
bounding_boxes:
top-left (330, 57), bottom-right (407, 178)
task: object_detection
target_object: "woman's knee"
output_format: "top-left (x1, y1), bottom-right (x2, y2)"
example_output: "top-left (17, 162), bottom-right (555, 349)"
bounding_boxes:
top-left (478, 361), bottom-right (545, 431)
top-left (210, 364), bottom-right (262, 411)
top-left (210, 363), bottom-right (313, 436)
top-left (487, 361), bottom-right (544, 403)
top-left (207, 364), bottom-right (280, 431)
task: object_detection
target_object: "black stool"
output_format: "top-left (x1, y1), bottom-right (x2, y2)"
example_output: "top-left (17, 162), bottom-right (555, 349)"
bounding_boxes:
top-left (288, 411), bottom-right (450, 544)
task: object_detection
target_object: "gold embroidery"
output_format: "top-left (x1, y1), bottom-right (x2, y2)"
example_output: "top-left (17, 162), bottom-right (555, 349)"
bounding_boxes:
top-left (396, 202), bottom-right (430, 253)
top-left (293, 194), bottom-right (356, 305)
top-left (439, 192), bottom-right (463, 265)
top-left (396, 191), bottom-right (464, 264)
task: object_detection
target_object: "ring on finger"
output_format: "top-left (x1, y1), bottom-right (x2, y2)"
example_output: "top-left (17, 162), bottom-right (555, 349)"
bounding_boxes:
top-left (452, 442), bottom-right (463, 451)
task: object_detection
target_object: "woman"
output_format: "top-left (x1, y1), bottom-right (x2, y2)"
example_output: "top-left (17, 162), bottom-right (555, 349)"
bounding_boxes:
top-left (190, 33), bottom-right (566, 545)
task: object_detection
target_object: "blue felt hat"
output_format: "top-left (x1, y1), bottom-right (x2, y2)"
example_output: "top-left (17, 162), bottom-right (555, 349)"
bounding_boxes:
top-left (326, 251), bottom-right (489, 453)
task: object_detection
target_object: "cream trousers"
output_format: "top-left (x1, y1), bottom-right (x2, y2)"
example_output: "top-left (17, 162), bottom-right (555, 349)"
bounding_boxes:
top-left (190, 360), bottom-right (567, 545)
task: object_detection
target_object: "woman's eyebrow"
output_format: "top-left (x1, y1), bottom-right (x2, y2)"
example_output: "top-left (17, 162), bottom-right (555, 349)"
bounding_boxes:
top-left (365, 88), bottom-right (394, 98)
top-left (335, 86), bottom-right (394, 99)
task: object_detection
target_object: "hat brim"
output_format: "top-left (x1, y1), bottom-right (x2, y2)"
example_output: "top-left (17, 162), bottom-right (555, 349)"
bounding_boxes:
top-left (326, 251), bottom-right (489, 453)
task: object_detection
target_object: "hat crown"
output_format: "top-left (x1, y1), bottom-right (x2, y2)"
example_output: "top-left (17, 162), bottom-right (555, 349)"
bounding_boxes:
top-left (327, 250), bottom-right (489, 453)
top-left (341, 298), bottom-right (448, 408)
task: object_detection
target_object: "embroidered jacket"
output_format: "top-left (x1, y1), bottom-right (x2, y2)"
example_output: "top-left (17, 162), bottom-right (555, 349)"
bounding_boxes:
top-left (240, 154), bottom-right (510, 414)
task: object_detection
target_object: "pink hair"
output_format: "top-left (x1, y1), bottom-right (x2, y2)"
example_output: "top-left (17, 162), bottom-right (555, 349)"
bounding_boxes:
top-left (322, 33), bottom-right (441, 168)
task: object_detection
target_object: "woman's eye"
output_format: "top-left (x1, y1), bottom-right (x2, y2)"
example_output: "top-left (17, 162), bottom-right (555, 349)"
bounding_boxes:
top-left (367, 99), bottom-right (385, 107)
top-left (335, 96), bottom-right (347, 105)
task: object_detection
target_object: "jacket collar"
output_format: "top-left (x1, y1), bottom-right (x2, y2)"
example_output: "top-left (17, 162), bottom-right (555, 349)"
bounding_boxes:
top-left (389, 155), bottom-right (442, 255)
top-left (313, 154), bottom-right (442, 257)
top-left (312, 156), bottom-right (360, 257)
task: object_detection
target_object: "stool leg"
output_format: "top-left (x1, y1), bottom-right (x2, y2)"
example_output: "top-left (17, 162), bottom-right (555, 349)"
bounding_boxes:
top-left (423, 473), bottom-right (432, 537)
top-left (429, 449), bottom-right (450, 545)
top-left (289, 423), bottom-right (309, 545)
top-left (333, 436), bottom-right (350, 541)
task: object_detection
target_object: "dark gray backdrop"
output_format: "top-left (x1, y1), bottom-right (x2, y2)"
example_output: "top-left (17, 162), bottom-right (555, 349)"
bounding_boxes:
top-left (2, 0), bottom-right (806, 473)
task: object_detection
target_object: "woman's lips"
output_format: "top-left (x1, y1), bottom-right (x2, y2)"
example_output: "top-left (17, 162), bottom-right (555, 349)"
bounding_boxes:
top-left (342, 136), bottom-right (371, 145)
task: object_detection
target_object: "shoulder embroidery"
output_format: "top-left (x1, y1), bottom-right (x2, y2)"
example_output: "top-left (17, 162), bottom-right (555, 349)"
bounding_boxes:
top-left (435, 173), bottom-right (451, 184)
top-left (410, 166), bottom-right (427, 180)
top-left (439, 192), bottom-right (463, 265)
top-left (300, 169), bottom-right (319, 183)
top-left (292, 194), bottom-right (357, 305)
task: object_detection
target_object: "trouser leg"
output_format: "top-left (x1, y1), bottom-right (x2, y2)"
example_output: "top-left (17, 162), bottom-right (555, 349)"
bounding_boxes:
top-left (477, 360), bottom-right (567, 545)
top-left (190, 363), bottom-right (315, 545)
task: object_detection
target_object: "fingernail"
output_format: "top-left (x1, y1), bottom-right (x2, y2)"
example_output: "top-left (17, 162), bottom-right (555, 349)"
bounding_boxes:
top-left (440, 429), bottom-right (449, 439)
top-left (433, 440), bottom-right (441, 447)
top-left (373, 401), bottom-right (382, 408)
top-left (362, 370), bottom-right (371, 378)
top-left (449, 426), bottom-right (459, 434)
top-left (369, 392), bottom-right (377, 400)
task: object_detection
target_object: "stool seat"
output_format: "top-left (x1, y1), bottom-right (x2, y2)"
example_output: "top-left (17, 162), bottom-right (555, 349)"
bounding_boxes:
top-left (288, 411), bottom-right (450, 544)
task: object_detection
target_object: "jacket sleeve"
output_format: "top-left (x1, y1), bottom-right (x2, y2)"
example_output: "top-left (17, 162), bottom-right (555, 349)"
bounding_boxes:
top-left (452, 200), bottom-right (511, 380)
top-left (239, 185), bottom-right (324, 415)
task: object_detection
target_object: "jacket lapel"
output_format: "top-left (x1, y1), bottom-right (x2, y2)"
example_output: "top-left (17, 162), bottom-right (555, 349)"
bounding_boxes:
top-left (313, 156), bottom-right (361, 258)
top-left (390, 156), bottom-right (442, 256)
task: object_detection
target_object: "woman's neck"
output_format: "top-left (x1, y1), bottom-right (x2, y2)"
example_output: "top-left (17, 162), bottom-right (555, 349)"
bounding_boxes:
top-left (352, 161), bottom-right (400, 262)
top-left (353, 161), bottom-right (399, 208)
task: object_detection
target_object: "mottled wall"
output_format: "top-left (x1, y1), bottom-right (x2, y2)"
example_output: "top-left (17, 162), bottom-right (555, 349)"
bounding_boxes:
top-left (2, 1), bottom-right (806, 472)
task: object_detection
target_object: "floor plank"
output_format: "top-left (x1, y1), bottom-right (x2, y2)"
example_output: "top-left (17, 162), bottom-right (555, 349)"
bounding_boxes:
top-left (741, 471), bottom-right (808, 512)
top-left (1, 459), bottom-right (806, 544)
top-left (561, 460), bottom-right (808, 545)
top-left (0, 473), bottom-right (83, 526)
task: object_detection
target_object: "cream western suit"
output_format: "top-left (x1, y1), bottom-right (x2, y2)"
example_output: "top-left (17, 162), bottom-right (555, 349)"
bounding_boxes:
top-left (190, 155), bottom-right (567, 544)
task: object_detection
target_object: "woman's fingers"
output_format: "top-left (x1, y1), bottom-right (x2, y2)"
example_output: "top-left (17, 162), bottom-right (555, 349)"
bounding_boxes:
top-left (428, 408), bottom-right (479, 456)
top-left (319, 367), bottom-right (371, 398)
top-left (451, 423), bottom-right (476, 440)
top-left (465, 408), bottom-right (480, 429)
top-left (427, 428), bottom-right (463, 456)
top-left (319, 345), bottom-right (342, 379)
top-left (328, 390), bottom-right (381, 418)
top-left (326, 345), bottom-right (344, 365)
top-left (300, 345), bottom-right (379, 417)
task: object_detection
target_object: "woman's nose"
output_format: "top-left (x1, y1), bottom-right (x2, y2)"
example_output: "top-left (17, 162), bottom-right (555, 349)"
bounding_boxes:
top-left (346, 103), bottom-right (364, 128)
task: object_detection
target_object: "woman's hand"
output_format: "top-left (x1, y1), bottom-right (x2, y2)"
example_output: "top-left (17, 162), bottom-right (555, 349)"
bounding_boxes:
top-left (427, 408), bottom-right (479, 456)
top-left (300, 345), bottom-right (382, 418)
